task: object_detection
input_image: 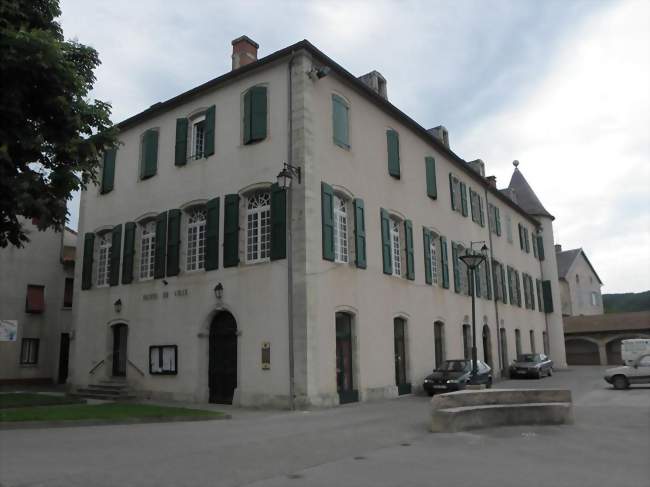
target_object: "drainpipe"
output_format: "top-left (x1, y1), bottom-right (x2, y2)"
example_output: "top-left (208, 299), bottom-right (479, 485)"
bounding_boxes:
top-left (483, 187), bottom-right (503, 378)
top-left (287, 52), bottom-right (297, 410)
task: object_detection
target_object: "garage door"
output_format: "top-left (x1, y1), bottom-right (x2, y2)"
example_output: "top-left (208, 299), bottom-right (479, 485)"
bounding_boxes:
top-left (565, 338), bottom-right (600, 365)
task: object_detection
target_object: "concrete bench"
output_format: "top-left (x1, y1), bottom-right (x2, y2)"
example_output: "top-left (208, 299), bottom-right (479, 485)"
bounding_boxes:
top-left (430, 389), bottom-right (573, 433)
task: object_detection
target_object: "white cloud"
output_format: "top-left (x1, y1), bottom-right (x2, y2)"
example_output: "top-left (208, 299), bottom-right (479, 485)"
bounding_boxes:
top-left (455, 0), bottom-right (650, 292)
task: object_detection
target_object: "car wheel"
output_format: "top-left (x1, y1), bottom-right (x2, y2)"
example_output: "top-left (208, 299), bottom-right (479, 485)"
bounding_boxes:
top-left (536, 369), bottom-right (542, 379)
top-left (547, 368), bottom-right (553, 377)
top-left (426, 390), bottom-right (434, 397)
top-left (486, 378), bottom-right (493, 389)
top-left (612, 375), bottom-right (629, 390)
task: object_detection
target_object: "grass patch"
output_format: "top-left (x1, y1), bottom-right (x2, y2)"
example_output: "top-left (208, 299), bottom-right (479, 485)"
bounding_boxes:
top-left (0, 393), bottom-right (85, 409)
top-left (0, 403), bottom-right (226, 423)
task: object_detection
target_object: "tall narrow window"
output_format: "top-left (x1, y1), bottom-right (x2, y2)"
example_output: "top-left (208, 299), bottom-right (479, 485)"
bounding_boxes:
top-left (332, 94), bottom-right (350, 149)
top-left (97, 234), bottom-right (112, 287)
top-left (139, 221), bottom-right (156, 280)
top-left (20, 338), bottom-right (39, 365)
top-left (515, 329), bottom-right (522, 357)
top-left (430, 236), bottom-right (438, 285)
top-left (190, 115), bottom-right (206, 159)
top-left (63, 278), bottom-right (73, 308)
top-left (186, 209), bottom-right (207, 271)
top-left (246, 191), bottom-right (271, 263)
top-left (390, 218), bottom-right (401, 276)
top-left (462, 324), bottom-right (471, 360)
top-left (333, 195), bottom-right (349, 263)
top-left (25, 285), bottom-right (45, 313)
top-left (530, 330), bottom-right (536, 353)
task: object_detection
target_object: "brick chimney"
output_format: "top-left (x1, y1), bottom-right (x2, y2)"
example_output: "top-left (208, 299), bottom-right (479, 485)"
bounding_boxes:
top-left (555, 244), bottom-right (562, 253)
top-left (358, 71), bottom-right (387, 99)
top-left (486, 175), bottom-right (497, 188)
top-left (231, 35), bottom-right (259, 70)
top-left (467, 159), bottom-right (486, 177)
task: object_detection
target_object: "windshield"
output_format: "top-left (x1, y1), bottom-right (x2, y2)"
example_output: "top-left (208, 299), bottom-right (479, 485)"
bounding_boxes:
top-left (517, 354), bottom-right (539, 362)
top-left (437, 360), bottom-right (469, 372)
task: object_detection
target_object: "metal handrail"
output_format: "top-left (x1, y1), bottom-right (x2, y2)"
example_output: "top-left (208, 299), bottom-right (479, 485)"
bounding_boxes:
top-left (128, 359), bottom-right (145, 377)
top-left (89, 359), bottom-right (105, 375)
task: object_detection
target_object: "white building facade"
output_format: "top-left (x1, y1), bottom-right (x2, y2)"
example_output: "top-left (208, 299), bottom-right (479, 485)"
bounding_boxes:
top-left (556, 246), bottom-right (604, 316)
top-left (71, 37), bottom-right (567, 408)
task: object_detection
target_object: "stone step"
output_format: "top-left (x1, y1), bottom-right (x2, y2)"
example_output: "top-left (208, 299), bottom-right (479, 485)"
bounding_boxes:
top-left (87, 384), bottom-right (129, 391)
top-left (70, 392), bottom-right (136, 401)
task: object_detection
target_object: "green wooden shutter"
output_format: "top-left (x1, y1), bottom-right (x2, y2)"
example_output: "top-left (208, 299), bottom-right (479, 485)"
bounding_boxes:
top-left (204, 105), bottom-right (216, 157)
top-left (81, 233), bottom-right (95, 290)
top-left (495, 207), bottom-right (501, 236)
top-left (354, 198), bottom-right (366, 269)
top-left (449, 174), bottom-right (456, 211)
top-left (223, 194), bottom-right (240, 267)
top-left (141, 129), bottom-right (158, 179)
top-left (122, 222), bottom-right (136, 284)
top-left (405, 220), bottom-right (414, 280)
top-left (154, 212), bottom-right (167, 278)
top-left (478, 196), bottom-right (485, 227)
top-left (530, 276), bottom-right (535, 310)
top-left (270, 184), bottom-right (286, 261)
top-left (166, 209), bottom-right (181, 276)
top-left (485, 260), bottom-right (492, 300)
top-left (249, 86), bottom-right (267, 143)
top-left (542, 280), bottom-right (554, 313)
top-left (332, 95), bottom-right (349, 148)
top-left (440, 236), bottom-right (449, 289)
top-left (423, 228), bottom-right (432, 285)
top-left (452, 243), bottom-right (461, 293)
top-left (380, 208), bottom-right (392, 275)
top-left (532, 235), bottom-right (538, 258)
top-left (500, 265), bottom-right (507, 304)
top-left (205, 197), bottom-right (220, 270)
top-left (515, 271), bottom-right (522, 307)
top-left (425, 157), bottom-right (437, 199)
top-left (387, 129), bottom-right (400, 178)
top-left (101, 149), bottom-right (116, 193)
top-left (506, 267), bottom-right (513, 305)
top-left (460, 182), bottom-right (468, 216)
top-left (524, 227), bottom-right (530, 253)
top-left (474, 263), bottom-right (481, 298)
top-left (537, 236), bottom-right (545, 261)
top-left (321, 182), bottom-right (335, 261)
top-left (174, 119), bottom-right (188, 166)
top-left (518, 223), bottom-right (524, 250)
top-left (243, 89), bottom-right (252, 144)
top-left (469, 190), bottom-right (476, 222)
top-left (536, 279), bottom-right (543, 311)
top-left (109, 224), bottom-right (122, 286)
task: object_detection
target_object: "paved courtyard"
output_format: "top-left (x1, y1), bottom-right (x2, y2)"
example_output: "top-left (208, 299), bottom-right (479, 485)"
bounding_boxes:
top-left (1, 366), bottom-right (648, 487)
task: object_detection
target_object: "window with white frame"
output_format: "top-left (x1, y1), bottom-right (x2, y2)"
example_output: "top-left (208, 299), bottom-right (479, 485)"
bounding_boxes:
top-left (149, 345), bottom-right (177, 375)
top-left (450, 175), bottom-right (461, 213)
top-left (333, 195), bottom-right (349, 263)
top-left (390, 218), bottom-right (401, 277)
top-left (139, 221), bottom-right (156, 280)
top-left (186, 208), bottom-right (206, 271)
top-left (96, 233), bottom-right (112, 287)
top-left (430, 234), bottom-right (439, 285)
top-left (246, 190), bottom-right (271, 263)
top-left (190, 114), bottom-right (206, 159)
top-left (591, 292), bottom-right (598, 306)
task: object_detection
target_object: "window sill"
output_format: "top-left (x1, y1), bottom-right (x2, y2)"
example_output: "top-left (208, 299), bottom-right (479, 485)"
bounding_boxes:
top-left (244, 259), bottom-right (270, 266)
top-left (62, 306), bottom-right (72, 311)
top-left (333, 140), bottom-right (350, 151)
top-left (19, 363), bottom-right (38, 368)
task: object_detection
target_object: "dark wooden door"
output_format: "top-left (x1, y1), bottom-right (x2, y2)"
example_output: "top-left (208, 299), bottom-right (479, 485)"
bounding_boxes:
top-left (394, 318), bottom-right (411, 395)
top-left (58, 333), bottom-right (70, 384)
top-left (482, 325), bottom-right (492, 368)
top-left (336, 313), bottom-right (358, 404)
top-left (434, 322), bottom-right (444, 369)
top-left (209, 312), bottom-right (237, 404)
top-left (112, 324), bottom-right (127, 377)
top-left (500, 328), bottom-right (508, 375)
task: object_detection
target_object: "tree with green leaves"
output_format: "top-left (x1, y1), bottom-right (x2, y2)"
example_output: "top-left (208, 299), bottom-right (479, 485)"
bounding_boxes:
top-left (0, 0), bottom-right (117, 247)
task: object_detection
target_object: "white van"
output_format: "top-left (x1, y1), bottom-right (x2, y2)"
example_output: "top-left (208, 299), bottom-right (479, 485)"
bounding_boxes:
top-left (621, 339), bottom-right (650, 365)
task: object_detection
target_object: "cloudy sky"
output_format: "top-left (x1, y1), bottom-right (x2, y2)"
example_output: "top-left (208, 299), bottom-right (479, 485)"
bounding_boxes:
top-left (59, 0), bottom-right (649, 293)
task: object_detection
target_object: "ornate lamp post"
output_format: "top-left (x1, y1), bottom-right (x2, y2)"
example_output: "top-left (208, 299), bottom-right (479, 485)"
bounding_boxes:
top-left (459, 242), bottom-right (489, 383)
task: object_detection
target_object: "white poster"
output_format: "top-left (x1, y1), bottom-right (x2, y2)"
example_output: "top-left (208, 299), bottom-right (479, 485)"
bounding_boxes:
top-left (0, 320), bottom-right (18, 341)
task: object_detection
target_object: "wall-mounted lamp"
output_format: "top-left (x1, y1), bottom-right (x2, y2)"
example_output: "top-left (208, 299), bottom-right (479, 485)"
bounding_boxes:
top-left (214, 283), bottom-right (224, 301)
top-left (114, 299), bottom-right (122, 314)
top-left (276, 162), bottom-right (301, 190)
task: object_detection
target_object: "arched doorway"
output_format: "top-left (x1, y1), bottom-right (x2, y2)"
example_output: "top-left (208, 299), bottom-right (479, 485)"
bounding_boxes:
top-left (335, 312), bottom-right (358, 404)
top-left (209, 311), bottom-right (238, 404)
top-left (111, 323), bottom-right (128, 377)
top-left (565, 338), bottom-right (600, 365)
top-left (482, 325), bottom-right (492, 368)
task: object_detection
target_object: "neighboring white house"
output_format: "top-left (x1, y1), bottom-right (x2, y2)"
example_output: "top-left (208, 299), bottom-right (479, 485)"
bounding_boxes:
top-left (71, 37), bottom-right (567, 408)
top-left (556, 246), bottom-right (603, 316)
top-left (0, 221), bottom-right (76, 384)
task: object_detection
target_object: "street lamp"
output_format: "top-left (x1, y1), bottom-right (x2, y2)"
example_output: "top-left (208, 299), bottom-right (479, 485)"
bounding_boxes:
top-left (113, 299), bottom-right (122, 314)
top-left (458, 242), bottom-right (489, 384)
top-left (276, 162), bottom-right (302, 410)
top-left (214, 283), bottom-right (223, 301)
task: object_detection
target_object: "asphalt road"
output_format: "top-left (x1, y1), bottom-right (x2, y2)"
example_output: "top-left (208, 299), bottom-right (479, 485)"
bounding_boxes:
top-left (1, 366), bottom-right (648, 487)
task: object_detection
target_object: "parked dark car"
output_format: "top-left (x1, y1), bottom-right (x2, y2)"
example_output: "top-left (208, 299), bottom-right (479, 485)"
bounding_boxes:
top-left (423, 359), bottom-right (492, 396)
top-left (509, 353), bottom-right (553, 379)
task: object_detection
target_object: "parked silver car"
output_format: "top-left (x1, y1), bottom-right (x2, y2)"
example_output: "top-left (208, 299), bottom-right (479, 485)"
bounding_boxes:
top-left (604, 354), bottom-right (650, 390)
top-left (509, 353), bottom-right (553, 379)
